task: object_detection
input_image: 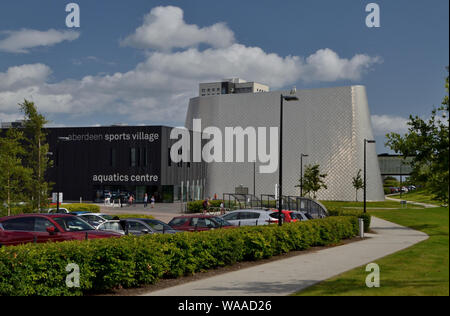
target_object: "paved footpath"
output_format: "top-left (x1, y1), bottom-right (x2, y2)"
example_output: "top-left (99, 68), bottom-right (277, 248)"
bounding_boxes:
top-left (385, 196), bottom-right (441, 209)
top-left (143, 217), bottom-right (428, 296)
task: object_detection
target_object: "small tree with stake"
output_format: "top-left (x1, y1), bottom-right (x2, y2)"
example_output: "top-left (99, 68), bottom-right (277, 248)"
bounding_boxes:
top-left (352, 169), bottom-right (364, 202)
top-left (300, 164), bottom-right (328, 199)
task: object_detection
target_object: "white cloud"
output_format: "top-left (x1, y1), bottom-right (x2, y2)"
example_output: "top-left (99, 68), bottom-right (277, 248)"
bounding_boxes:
top-left (0, 64), bottom-right (52, 91)
top-left (0, 6), bottom-right (382, 126)
top-left (120, 6), bottom-right (235, 50)
top-left (0, 29), bottom-right (79, 53)
top-left (371, 114), bottom-right (409, 136)
top-left (303, 49), bottom-right (382, 82)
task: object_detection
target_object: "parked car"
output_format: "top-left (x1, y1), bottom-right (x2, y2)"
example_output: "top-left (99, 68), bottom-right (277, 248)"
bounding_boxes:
top-left (47, 208), bottom-right (70, 214)
top-left (290, 211), bottom-right (312, 221)
top-left (220, 209), bottom-right (278, 226)
top-left (268, 210), bottom-right (299, 223)
top-left (120, 218), bottom-right (179, 235)
top-left (168, 215), bottom-right (234, 232)
top-left (96, 220), bottom-right (126, 235)
top-left (77, 213), bottom-right (118, 227)
top-left (0, 214), bottom-right (122, 247)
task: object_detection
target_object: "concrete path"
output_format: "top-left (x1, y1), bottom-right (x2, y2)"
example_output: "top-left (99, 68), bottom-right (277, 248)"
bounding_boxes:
top-left (385, 196), bottom-right (440, 208)
top-left (99, 202), bottom-right (185, 223)
top-left (143, 217), bottom-right (428, 296)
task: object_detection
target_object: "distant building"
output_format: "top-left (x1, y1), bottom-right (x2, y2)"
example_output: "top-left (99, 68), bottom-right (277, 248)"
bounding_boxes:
top-left (1, 120), bottom-right (24, 128)
top-left (187, 83), bottom-right (385, 201)
top-left (199, 78), bottom-right (269, 97)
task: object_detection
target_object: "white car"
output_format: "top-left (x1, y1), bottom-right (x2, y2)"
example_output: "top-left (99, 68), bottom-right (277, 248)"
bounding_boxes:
top-left (47, 208), bottom-right (70, 214)
top-left (220, 209), bottom-right (278, 226)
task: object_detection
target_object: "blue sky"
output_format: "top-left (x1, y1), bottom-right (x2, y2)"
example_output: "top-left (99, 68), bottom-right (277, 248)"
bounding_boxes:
top-left (0, 0), bottom-right (448, 153)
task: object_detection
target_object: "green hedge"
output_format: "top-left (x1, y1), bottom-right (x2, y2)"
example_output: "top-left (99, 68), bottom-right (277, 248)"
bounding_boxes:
top-left (0, 216), bottom-right (358, 296)
top-left (186, 200), bottom-right (224, 213)
top-left (327, 208), bottom-right (371, 232)
top-left (63, 204), bottom-right (100, 213)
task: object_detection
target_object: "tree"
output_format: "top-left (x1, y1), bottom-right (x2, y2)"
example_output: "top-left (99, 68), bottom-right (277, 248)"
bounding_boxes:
top-left (299, 164), bottom-right (328, 199)
top-left (352, 169), bottom-right (364, 202)
top-left (0, 129), bottom-right (33, 216)
top-left (386, 68), bottom-right (449, 204)
top-left (19, 100), bottom-right (53, 211)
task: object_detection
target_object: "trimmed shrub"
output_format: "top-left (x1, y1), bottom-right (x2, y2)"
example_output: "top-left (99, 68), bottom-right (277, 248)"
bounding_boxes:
top-left (0, 216), bottom-right (358, 296)
top-left (186, 200), bottom-right (224, 213)
top-left (327, 207), bottom-right (371, 232)
top-left (63, 203), bottom-right (100, 213)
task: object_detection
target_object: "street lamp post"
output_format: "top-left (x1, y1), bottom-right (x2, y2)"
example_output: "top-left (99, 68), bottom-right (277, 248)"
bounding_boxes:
top-left (278, 92), bottom-right (299, 226)
top-left (364, 139), bottom-right (376, 214)
top-left (300, 153), bottom-right (309, 197)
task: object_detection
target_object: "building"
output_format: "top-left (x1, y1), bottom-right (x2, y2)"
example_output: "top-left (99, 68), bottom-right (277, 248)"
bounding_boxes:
top-left (199, 78), bottom-right (269, 97)
top-left (186, 83), bottom-right (385, 201)
top-left (44, 126), bottom-right (206, 203)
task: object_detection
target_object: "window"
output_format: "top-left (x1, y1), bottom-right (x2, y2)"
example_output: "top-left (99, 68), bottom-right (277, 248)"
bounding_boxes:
top-left (130, 148), bottom-right (136, 167)
top-left (240, 212), bottom-right (260, 220)
top-left (127, 221), bottom-right (148, 232)
top-left (34, 218), bottom-right (57, 232)
top-left (53, 217), bottom-right (94, 232)
top-left (168, 218), bottom-right (188, 226)
top-left (141, 148), bottom-right (147, 167)
top-left (142, 219), bottom-right (173, 232)
top-left (223, 212), bottom-right (239, 221)
top-left (1, 217), bottom-right (34, 231)
top-left (191, 218), bottom-right (217, 228)
top-left (110, 148), bottom-right (116, 167)
top-left (168, 148), bottom-right (172, 167)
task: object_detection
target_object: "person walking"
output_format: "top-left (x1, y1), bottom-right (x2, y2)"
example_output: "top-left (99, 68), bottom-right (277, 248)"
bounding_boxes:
top-left (203, 198), bottom-right (209, 214)
top-left (144, 193), bottom-right (148, 208)
top-left (151, 195), bottom-right (155, 208)
top-left (220, 202), bottom-right (225, 215)
top-left (128, 194), bottom-right (134, 206)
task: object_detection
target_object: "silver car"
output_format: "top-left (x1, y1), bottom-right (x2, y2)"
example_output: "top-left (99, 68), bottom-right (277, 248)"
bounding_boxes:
top-left (77, 213), bottom-right (117, 227)
top-left (96, 220), bottom-right (126, 235)
top-left (291, 211), bottom-right (312, 221)
top-left (220, 209), bottom-right (278, 227)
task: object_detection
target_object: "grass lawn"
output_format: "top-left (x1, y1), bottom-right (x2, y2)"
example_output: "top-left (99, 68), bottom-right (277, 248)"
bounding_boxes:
top-left (320, 200), bottom-right (424, 209)
top-left (294, 206), bottom-right (449, 296)
top-left (389, 189), bottom-right (444, 206)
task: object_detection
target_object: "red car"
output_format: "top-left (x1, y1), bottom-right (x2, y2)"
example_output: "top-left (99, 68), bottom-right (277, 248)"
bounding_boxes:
top-left (269, 210), bottom-right (298, 223)
top-left (168, 215), bottom-right (234, 232)
top-left (0, 214), bottom-right (121, 247)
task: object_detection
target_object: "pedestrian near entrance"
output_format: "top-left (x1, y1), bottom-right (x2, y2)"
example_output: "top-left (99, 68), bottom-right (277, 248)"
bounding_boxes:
top-left (220, 202), bottom-right (225, 215)
top-left (129, 194), bottom-right (134, 206)
top-left (151, 195), bottom-right (155, 208)
top-left (144, 193), bottom-right (148, 207)
top-left (203, 198), bottom-right (209, 214)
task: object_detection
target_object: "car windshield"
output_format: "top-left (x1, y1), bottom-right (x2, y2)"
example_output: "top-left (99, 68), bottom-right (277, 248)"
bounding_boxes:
top-left (212, 217), bottom-right (232, 226)
top-left (141, 219), bottom-right (173, 232)
top-left (100, 215), bottom-right (115, 220)
top-left (53, 216), bottom-right (95, 232)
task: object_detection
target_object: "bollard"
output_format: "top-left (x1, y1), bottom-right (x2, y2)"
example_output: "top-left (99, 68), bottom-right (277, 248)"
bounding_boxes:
top-left (359, 218), bottom-right (365, 238)
top-left (85, 232), bottom-right (89, 240)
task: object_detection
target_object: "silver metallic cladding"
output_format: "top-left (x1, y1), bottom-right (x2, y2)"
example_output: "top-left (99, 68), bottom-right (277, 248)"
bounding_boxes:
top-left (185, 85), bottom-right (384, 201)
